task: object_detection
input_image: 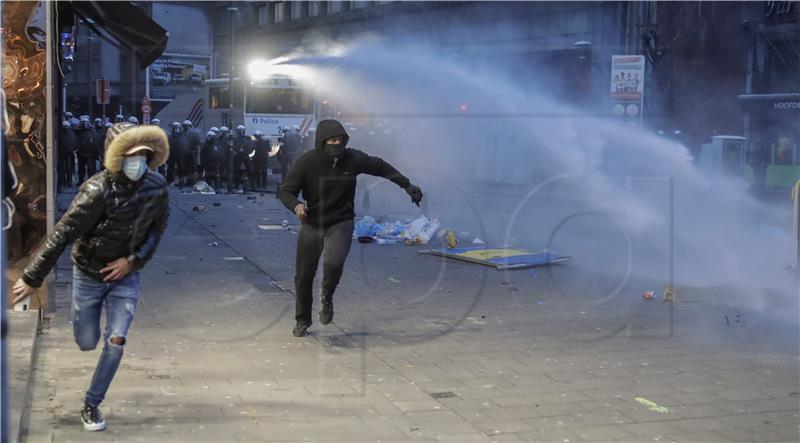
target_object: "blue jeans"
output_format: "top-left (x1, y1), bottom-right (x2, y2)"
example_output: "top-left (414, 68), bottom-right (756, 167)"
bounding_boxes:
top-left (72, 266), bottom-right (140, 407)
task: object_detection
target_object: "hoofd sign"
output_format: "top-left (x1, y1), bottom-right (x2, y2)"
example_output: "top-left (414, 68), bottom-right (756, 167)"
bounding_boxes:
top-left (141, 95), bottom-right (151, 124)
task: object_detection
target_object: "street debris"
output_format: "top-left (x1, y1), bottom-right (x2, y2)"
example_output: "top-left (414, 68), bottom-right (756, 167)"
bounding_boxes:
top-left (208, 242), bottom-right (219, 246)
top-left (420, 247), bottom-right (571, 270)
top-left (643, 291), bottom-right (656, 300)
top-left (354, 215), bottom-right (440, 245)
top-left (724, 314), bottom-right (745, 327)
top-left (472, 237), bottom-right (486, 245)
top-left (634, 397), bottom-right (669, 413)
top-left (213, 203), bottom-right (221, 207)
top-left (192, 205), bottom-right (208, 212)
top-left (247, 196), bottom-right (257, 200)
top-left (258, 225), bottom-right (287, 231)
top-left (193, 180), bottom-right (216, 194)
top-left (164, 270), bottom-right (174, 275)
top-left (444, 229), bottom-right (458, 248)
top-left (357, 236), bottom-right (374, 243)
top-left (388, 277), bottom-right (401, 283)
top-left (223, 257), bottom-right (245, 261)
top-left (662, 284), bottom-right (675, 303)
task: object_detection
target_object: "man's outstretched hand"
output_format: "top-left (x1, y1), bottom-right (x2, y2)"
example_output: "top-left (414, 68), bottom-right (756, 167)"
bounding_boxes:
top-left (11, 279), bottom-right (36, 306)
top-left (405, 184), bottom-right (423, 207)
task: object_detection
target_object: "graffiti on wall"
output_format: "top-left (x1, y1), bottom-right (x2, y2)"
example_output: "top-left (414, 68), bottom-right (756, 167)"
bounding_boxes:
top-left (3, 1), bottom-right (49, 308)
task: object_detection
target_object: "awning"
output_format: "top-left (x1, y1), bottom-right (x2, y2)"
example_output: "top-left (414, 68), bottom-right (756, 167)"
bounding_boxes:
top-left (737, 93), bottom-right (800, 112)
top-left (68, 1), bottom-right (168, 69)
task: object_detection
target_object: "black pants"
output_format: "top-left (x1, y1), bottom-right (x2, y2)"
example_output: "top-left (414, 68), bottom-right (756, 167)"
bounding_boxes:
top-left (77, 154), bottom-right (97, 184)
top-left (294, 219), bottom-right (355, 326)
top-left (58, 152), bottom-right (75, 188)
top-left (201, 163), bottom-right (222, 190)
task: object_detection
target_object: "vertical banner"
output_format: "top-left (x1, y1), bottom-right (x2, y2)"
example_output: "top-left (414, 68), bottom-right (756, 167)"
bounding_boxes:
top-left (141, 96), bottom-right (151, 125)
top-left (610, 55), bottom-right (645, 124)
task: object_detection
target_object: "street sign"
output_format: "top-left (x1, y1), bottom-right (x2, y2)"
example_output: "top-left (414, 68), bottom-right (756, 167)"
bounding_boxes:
top-left (96, 79), bottom-right (110, 105)
top-left (141, 95), bottom-right (151, 124)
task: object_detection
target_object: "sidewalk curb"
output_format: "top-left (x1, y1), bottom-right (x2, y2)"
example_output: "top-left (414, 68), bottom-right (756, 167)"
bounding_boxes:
top-left (13, 310), bottom-right (41, 443)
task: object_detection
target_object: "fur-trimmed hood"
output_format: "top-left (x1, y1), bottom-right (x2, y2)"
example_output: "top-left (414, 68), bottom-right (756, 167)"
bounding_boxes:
top-left (103, 123), bottom-right (169, 172)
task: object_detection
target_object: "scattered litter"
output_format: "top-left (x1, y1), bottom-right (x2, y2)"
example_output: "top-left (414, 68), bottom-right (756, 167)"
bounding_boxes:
top-left (208, 242), bottom-right (219, 246)
top-left (355, 215), bottom-right (441, 245)
top-left (258, 225), bottom-right (286, 231)
top-left (164, 270), bottom-right (174, 275)
top-left (724, 314), bottom-right (745, 327)
top-left (388, 277), bottom-right (401, 283)
top-left (643, 291), bottom-right (656, 300)
top-left (193, 180), bottom-right (215, 194)
top-left (662, 284), bottom-right (675, 303)
top-left (357, 236), bottom-right (374, 244)
top-left (192, 205), bottom-right (208, 212)
top-left (430, 391), bottom-right (457, 399)
top-left (247, 196), bottom-right (257, 200)
top-left (466, 317), bottom-right (486, 325)
top-left (420, 246), bottom-right (571, 270)
top-left (402, 215), bottom-right (441, 245)
top-left (223, 257), bottom-right (245, 261)
top-left (213, 203), bottom-right (221, 207)
top-left (472, 238), bottom-right (486, 245)
top-left (634, 397), bottom-right (669, 413)
top-left (445, 230), bottom-right (458, 248)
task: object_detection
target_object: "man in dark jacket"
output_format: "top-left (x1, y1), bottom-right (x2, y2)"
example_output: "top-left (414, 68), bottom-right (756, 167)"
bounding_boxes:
top-left (58, 120), bottom-right (78, 190)
top-left (12, 123), bottom-right (170, 432)
top-left (279, 119), bottom-right (423, 337)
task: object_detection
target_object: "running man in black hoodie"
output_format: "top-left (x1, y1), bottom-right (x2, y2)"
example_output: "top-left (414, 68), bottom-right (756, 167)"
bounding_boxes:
top-left (279, 119), bottom-right (423, 337)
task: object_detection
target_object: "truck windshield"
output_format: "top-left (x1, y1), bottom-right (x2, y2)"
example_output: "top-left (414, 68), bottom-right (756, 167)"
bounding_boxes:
top-left (246, 88), bottom-right (312, 114)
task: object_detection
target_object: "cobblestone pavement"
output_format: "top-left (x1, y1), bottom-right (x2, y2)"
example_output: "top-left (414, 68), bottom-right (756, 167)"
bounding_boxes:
top-left (22, 189), bottom-right (799, 442)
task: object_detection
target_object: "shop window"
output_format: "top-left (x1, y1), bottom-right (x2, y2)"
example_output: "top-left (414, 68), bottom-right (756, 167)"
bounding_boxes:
top-left (274, 2), bottom-right (285, 23)
top-left (309, 1), bottom-right (323, 16)
top-left (291, 1), bottom-right (305, 19)
top-left (258, 5), bottom-right (269, 25)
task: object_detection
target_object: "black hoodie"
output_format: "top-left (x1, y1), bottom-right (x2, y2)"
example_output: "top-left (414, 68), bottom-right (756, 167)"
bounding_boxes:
top-left (279, 119), bottom-right (411, 228)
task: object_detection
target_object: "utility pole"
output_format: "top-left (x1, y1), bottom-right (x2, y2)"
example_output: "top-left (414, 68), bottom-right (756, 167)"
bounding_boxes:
top-left (87, 35), bottom-right (93, 116)
top-left (227, 4), bottom-right (238, 127)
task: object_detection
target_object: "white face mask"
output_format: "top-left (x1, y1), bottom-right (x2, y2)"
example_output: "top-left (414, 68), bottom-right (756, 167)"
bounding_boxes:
top-left (122, 155), bottom-right (148, 181)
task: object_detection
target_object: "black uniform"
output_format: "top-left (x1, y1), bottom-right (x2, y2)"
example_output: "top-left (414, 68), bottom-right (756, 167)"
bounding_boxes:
top-left (184, 126), bottom-right (201, 183)
top-left (58, 126), bottom-right (78, 189)
top-left (231, 134), bottom-right (251, 192)
top-left (251, 137), bottom-right (270, 190)
top-left (277, 131), bottom-right (302, 189)
top-left (200, 138), bottom-right (224, 190)
top-left (76, 125), bottom-right (99, 184)
top-left (278, 120), bottom-right (420, 332)
top-left (168, 131), bottom-right (192, 185)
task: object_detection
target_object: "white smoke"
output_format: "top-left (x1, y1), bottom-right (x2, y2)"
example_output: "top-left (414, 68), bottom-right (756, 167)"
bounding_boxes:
top-left (276, 38), bottom-right (797, 319)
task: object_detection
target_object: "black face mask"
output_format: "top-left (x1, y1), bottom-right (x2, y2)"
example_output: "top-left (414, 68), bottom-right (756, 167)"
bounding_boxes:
top-left (323, 142), bottom-right (345, 158)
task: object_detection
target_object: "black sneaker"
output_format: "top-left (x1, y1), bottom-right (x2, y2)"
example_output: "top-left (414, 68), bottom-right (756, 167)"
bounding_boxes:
top-left (292, 322), bottom-right (310, 337)
top-left (80, 403), bottom-right (106, 431)
top-left (319, 297), bottom-right (334, 325)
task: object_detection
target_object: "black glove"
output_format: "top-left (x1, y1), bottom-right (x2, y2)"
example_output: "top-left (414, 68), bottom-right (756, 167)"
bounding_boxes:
top-left (405, 184), bottom-right (423, 207)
